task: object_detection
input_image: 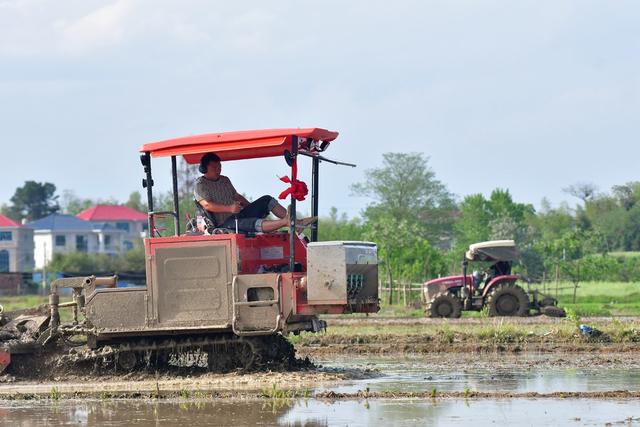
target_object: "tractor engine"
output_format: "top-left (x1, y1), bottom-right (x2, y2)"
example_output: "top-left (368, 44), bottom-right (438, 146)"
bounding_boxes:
top-left (306, 241), bottom-right (378, 310)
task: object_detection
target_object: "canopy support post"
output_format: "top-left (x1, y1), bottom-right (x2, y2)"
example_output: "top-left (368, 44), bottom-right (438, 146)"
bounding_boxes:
top-left (289, 136), bottom-right (298, 273)
top-left (171, 156), bottom-right (181, 236)
top-left (142, 152), bottom-right (154, 238)
top-left (311, 156), bottom-right (319, 242)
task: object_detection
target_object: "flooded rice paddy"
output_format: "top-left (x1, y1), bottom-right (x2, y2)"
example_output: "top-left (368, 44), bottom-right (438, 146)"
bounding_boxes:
top-left (2, 352), bottom-right (639, 426)
top-left (316, 353), bottom-right (640, 394)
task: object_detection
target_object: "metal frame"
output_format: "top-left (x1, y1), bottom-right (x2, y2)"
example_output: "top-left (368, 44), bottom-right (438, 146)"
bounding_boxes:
top-left (311, 156), bottom-right (319, 242)
top-left (142, 136), bottom-right (354, 243)
top-left (142, 151), bottom-right (181, 238)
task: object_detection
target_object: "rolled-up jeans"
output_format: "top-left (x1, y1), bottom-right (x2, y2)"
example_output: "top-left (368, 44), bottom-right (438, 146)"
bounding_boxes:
top-left (221, 195), bottom-right (278, 233)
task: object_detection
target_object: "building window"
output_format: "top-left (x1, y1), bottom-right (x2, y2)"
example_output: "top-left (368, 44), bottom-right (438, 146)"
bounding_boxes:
top-left (104, 235), bottom-right (112, 249)
top-left (76, 235), bottom-right (88, 252)
top-left (116, 222), bottom-right (130, 232)
top-left (0, 231), bottom-right (12, 241)
top-left (123, 240), bottom-right (133, 251)
top-left (55, 235), bottom-right (66, 247)
top-left (0, 250), bottom-right (8, 272)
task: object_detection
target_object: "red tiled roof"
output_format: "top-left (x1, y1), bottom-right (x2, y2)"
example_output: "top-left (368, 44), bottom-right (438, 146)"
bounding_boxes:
top-left (77, 205), bottom-right (147, 222)
top-left (0, 214), bottom-right (20, 227)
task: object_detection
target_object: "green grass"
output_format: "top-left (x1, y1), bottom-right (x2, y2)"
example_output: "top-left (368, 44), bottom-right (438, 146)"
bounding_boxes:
top-left (0, 294), bottom-right (74, 321)
top-left (608, 251), bottom-right (640, 258)
top-left (0, 295), bottom-right (50, 312)
top-left (530, 281), bottom-right (640, 316)
top-left (291, 318), bottom-right (640, 346)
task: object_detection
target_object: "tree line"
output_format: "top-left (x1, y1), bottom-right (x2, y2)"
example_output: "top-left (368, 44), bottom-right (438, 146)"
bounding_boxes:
top-left (2, 154), bottom-right (639, 284)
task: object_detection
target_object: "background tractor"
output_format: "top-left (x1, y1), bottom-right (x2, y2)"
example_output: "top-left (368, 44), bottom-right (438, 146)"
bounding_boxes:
top-left (423, 240), bottom-right (565, 318)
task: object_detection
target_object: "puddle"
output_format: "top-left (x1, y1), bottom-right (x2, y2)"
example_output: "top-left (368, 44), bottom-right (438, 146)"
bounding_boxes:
top-left (317, 353), bottom-right (640, 394)
top-left (1, 398), bottom-right (639, 426)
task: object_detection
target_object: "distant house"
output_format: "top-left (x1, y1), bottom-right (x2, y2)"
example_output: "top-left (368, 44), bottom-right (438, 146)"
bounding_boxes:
top-left (77, 205), bottom-right (147, 251)
top-left (0, 214), bottom-right (34, 272)
top-left (28, 214), bottom-right (125, 269)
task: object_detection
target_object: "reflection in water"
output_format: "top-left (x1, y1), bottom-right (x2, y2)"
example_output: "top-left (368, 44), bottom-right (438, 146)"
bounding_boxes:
top-left (317, 354), bottom-right (640, 394)
top-left (1, 398), bottom-right (639, 427)
top-left (2, 400), bottom-right (298, 427)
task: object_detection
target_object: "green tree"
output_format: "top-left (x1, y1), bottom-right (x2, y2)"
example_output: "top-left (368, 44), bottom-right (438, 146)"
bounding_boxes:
top-left (125, 191), bottom-right (147, 213)
top-left (352, 152), bottom-right (455, 244)
top-left (318, 207), bottom-right (364, 242)
top-left (351, 153), bottom-right (454, 304)
top-left (6, 181), bottom-right (60, 221)
top-left (454, 189), bottom-right (534, 247)
top-left (59, 190), bottom-right (94, 215)
top-left (454, 194), bottom-right (491, 248)
top-left (47, 247), bottom-right (146, 273)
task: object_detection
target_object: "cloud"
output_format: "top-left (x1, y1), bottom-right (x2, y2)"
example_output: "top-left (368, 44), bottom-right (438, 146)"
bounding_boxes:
top-left (55, 0), bottom-right (132, 54)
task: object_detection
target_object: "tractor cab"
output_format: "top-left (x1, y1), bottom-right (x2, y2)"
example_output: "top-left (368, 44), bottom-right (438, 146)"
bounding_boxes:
top-left (465, 240), bottom-right (518, 294)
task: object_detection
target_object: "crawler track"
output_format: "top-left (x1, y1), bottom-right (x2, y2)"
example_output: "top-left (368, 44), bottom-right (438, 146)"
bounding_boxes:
top-left (6, 333), bottom-right (303, 380)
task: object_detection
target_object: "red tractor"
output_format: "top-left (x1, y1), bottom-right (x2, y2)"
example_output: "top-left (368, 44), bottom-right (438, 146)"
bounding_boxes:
top-left (0, 128), bottom-right (379, 376)
top-left (423, 240), bottom-right (564, 318)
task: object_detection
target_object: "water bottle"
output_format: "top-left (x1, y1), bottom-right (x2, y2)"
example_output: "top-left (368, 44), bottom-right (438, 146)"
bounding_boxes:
top-left (196, 215), bottom-right (205, 232)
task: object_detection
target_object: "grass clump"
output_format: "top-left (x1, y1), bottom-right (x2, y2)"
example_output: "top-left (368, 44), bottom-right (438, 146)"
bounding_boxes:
top-left (50, 387), bottom-right (61, 401)
top-left (261, 383), bottom-right (296, 399)
top-left (477, 321), bottom-right (526, 344)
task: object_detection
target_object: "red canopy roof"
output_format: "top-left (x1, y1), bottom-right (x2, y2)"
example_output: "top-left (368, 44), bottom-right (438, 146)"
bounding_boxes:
top-left (139, 128), bottom-right (339, 163)
top-left (77, 205), bottom-right (147, 222)
top-left (0, 214), bottom-right (19, 227)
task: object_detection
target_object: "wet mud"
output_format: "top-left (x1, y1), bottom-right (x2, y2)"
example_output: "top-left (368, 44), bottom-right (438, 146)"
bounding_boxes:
top-left (1, 317), bottom-right (639, 403)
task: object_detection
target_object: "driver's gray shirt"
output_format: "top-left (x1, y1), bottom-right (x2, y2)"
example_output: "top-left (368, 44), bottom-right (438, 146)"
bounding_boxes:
top-left (194, 175), bottom-right (238, 225)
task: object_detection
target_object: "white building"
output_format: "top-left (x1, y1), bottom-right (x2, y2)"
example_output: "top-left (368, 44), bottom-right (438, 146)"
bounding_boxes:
top-left (77, 205), bottom-right (148, 251)
top-left (0, 214), bottom-right (34, 272)
top-left (28, 214), bottom-right (124, 269)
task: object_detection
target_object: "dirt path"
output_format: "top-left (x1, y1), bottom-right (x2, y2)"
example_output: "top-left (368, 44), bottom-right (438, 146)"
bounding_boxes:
top-left (0, 367), bottom-right (377, 399)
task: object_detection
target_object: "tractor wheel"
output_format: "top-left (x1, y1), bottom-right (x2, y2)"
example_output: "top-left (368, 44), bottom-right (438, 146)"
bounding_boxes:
top-left (541, 305), bottom-right (566, 318)
top-left (427, 292), bottom-right (462, 318)
top-left (486, 283), bottom-right (530, 317)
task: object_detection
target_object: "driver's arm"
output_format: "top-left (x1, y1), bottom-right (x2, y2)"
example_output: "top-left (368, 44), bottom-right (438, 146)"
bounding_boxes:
top-left (234, 193), bottom-right (250, 208)
top-left (198, 199), bottom-right (240, 214)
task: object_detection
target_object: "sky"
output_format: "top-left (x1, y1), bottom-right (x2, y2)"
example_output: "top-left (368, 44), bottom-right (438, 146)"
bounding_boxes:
top-left (1, 0), bottom-right (639, 218)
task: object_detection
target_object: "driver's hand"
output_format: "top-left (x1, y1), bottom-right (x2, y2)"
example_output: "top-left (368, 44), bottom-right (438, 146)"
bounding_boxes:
top-left (229, 201), bottom-right (242, 214)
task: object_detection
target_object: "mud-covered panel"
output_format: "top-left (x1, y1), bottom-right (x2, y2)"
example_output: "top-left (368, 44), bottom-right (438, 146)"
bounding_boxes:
top-left (154, 244), bottom-right (231, 327)
top-left (307, 243), bottom-right (347, 304)
top-left (86, 289), bottom-right (146, 331)
top-left (234, 274), bottom-right (280, 332)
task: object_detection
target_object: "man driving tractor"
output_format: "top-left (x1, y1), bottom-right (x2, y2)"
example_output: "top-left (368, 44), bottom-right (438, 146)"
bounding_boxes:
top-left (194, 152), bottom-right (317, 233)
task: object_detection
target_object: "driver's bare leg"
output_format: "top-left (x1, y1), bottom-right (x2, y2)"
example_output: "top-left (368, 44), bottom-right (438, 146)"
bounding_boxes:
top-left (260, 218), bottom-right (289, 233)
top-left (259, 213), bottom-right (318, 233)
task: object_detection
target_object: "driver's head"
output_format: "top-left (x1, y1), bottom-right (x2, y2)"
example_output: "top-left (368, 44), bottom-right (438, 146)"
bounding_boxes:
top-left (199, 152), bottom-right (221, 179)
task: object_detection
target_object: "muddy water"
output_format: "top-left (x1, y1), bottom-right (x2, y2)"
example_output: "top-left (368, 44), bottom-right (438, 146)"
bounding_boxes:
top-left (2, 352), bottom-right (640, 425)
top-left (2, 398), bottom-right (639, 426)
top-left (317, 353), bottom-right (640, 394)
